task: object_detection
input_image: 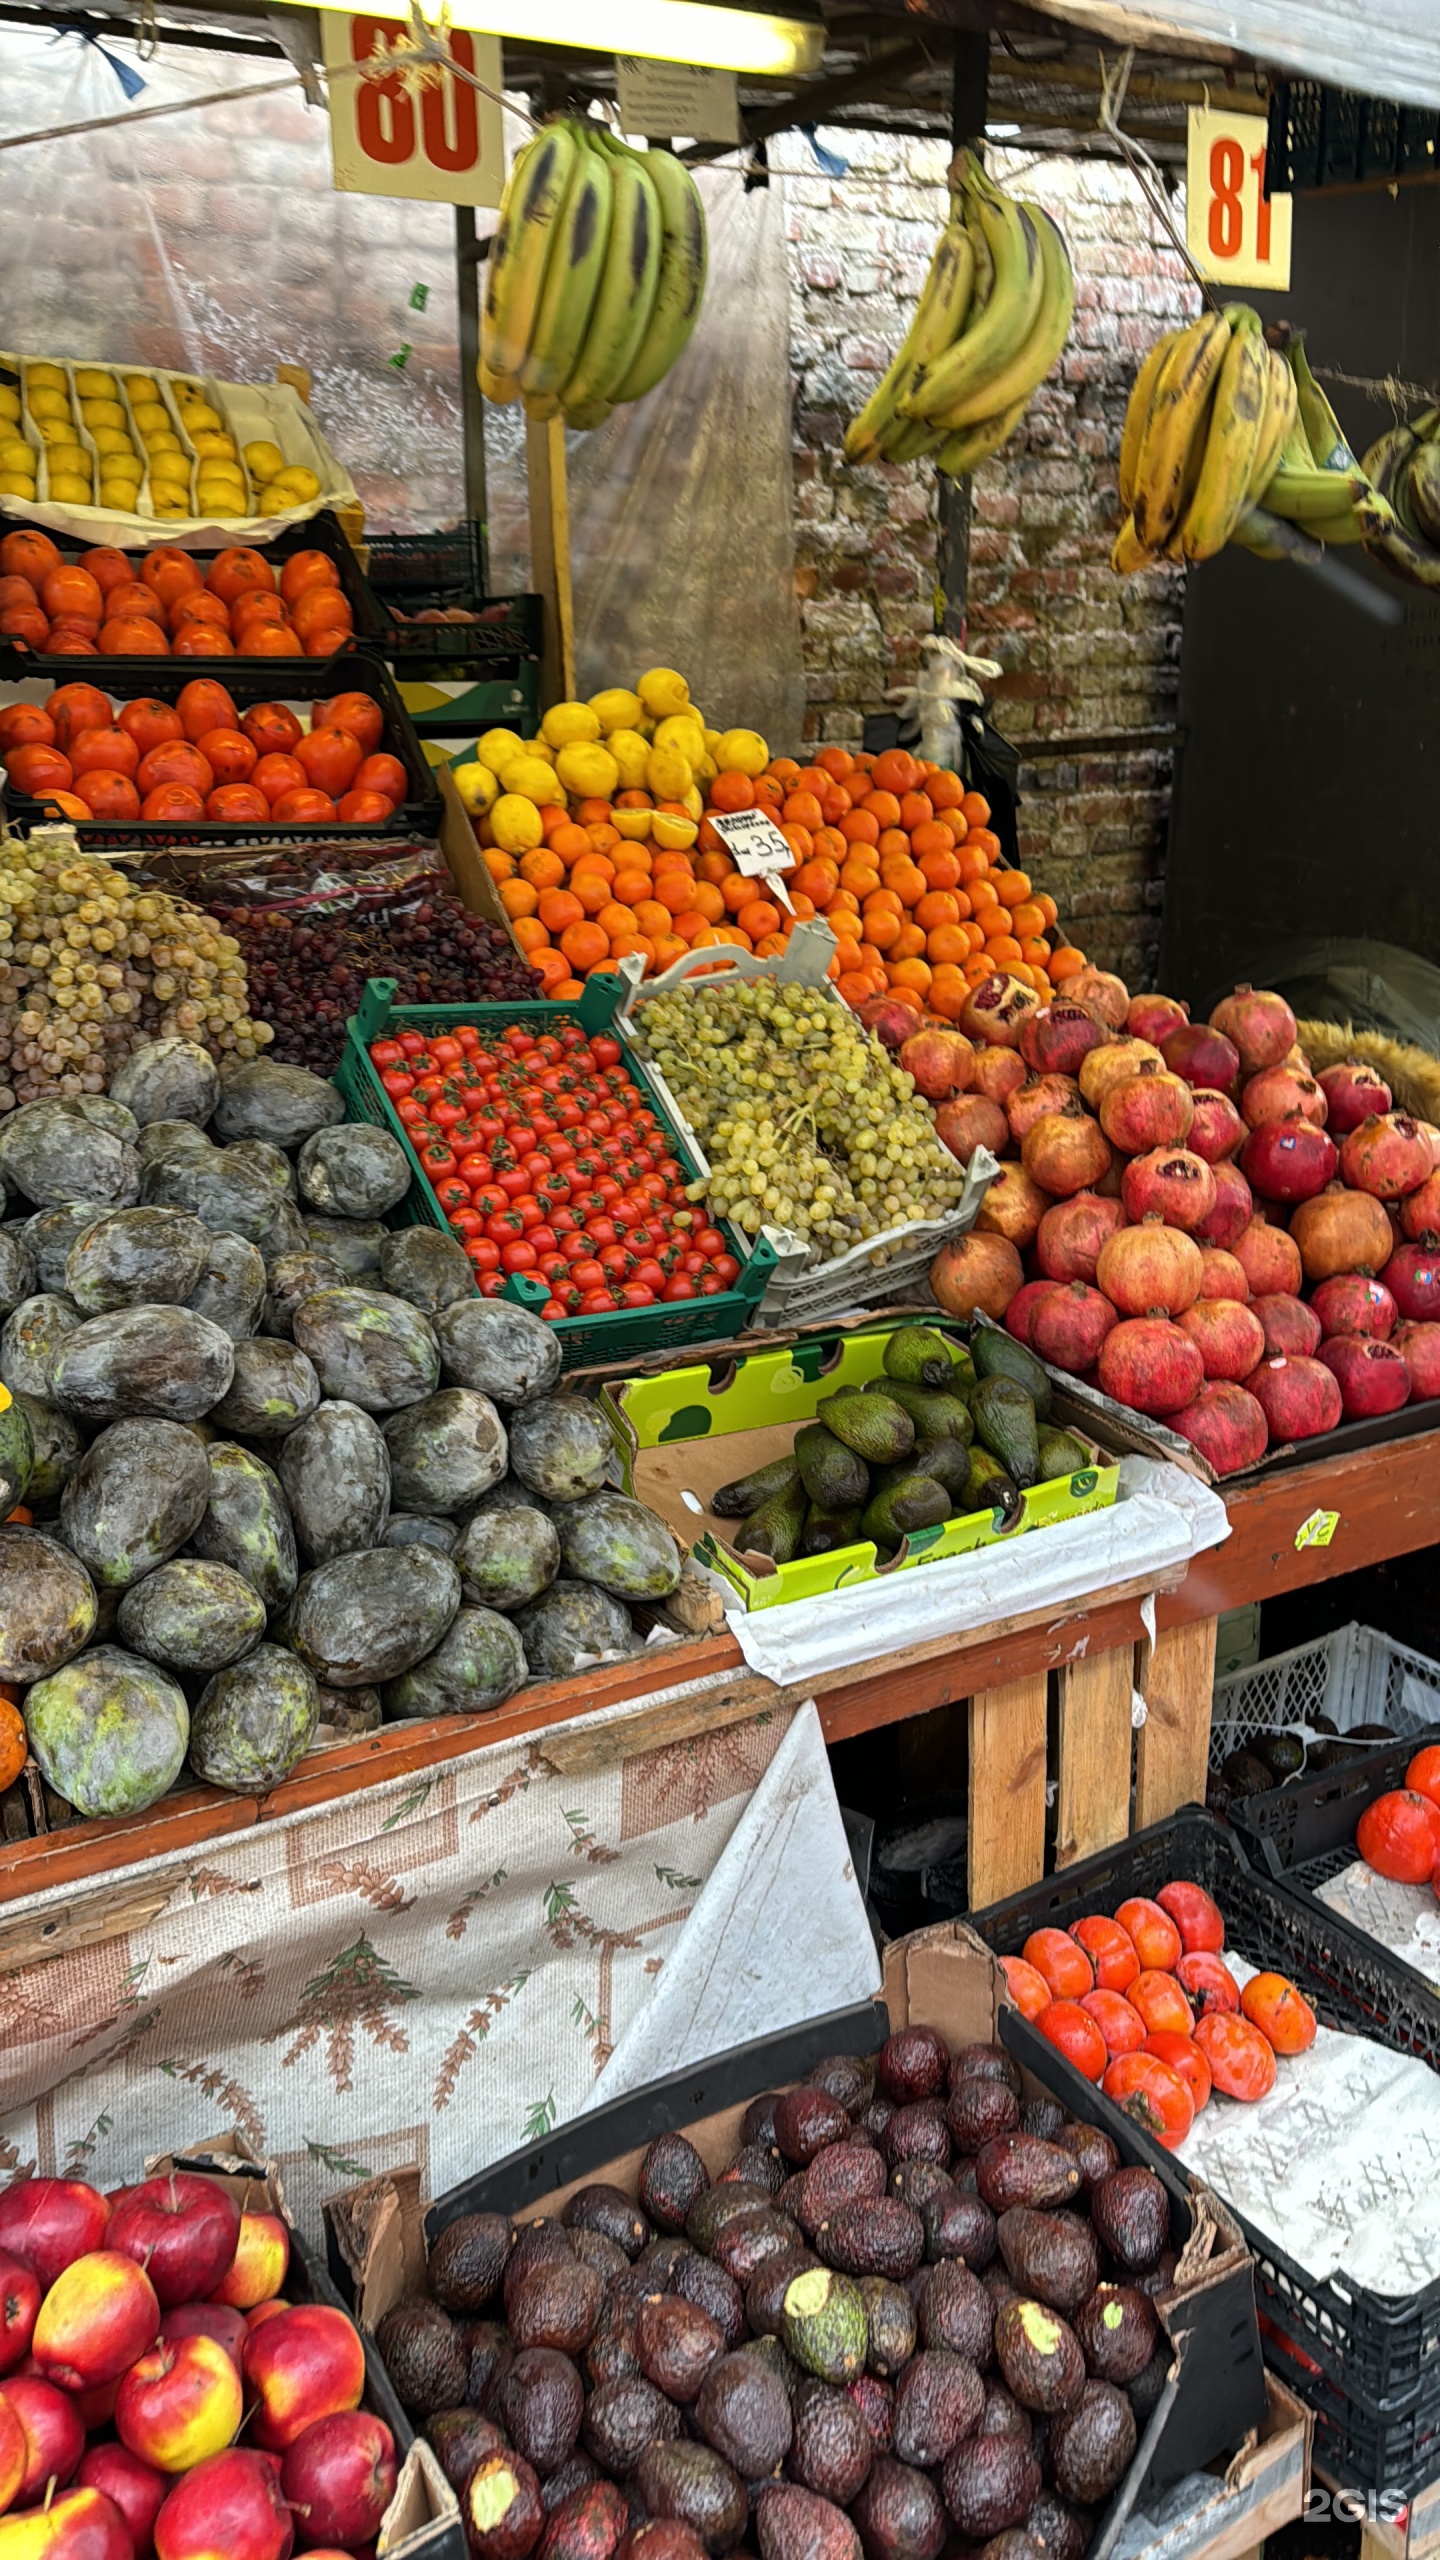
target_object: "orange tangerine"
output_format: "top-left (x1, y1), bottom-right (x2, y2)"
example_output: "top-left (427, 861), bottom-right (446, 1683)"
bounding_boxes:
top-left (929, 771), bottom-right (965, 811)
top-left (781, 824), bottom-right (813, 863)
top-left (815, 745), bottom-right (854, 780)
top-left (926, 924), bottom-right (972, 967)
top-left (652, 932), bottom-right (688, 971)
top-left (481, 848), bottom-right (514, 882)
top-left (994, 869), bottom-right (1031, 908)
top-left (959, 790), bottom-right (991, 826)
top-left (610, 934), bottom-right (656, 966)
top-left (672, 910), bottom-right (708, 943)
top-left (782, 790), bottom-right (823, 832)
top-left (929, 964), bottom-right (967, 1020)
top-left (710, 770), bottom-right (755, 812)
top-left (612, 869), bottom-right (653, 907)
top-left (986, 933), bottom-right (1024, 969)
top-left (912, 825), bottom-right (958, 871)
top-left (634, 899), bottom-right (672, 939)
top-left (512, 915), bottom-right (550, 953)
top-left (585, 822), bottom-right (621, 857)
top-left (574, 797), bottom-right (613, 826)
top-left (792, 858), bottom-right (839, 904)
top-left (536, 888), bottom-right (583, 934)
top-left (519, 847), bottom-right (565, 890)
top-left (597, 902), bottom-right (637, 938)
top-left (915, 890), bottom-right (960, 932)
top-left (839, 806), bottom-right (879, 845)
top-left (756, 932), bottom-right (788, 956)
top-left (716, 925), bottom-right (753, 951)
top-left (737, 900), bottom-right (781, 941)
top-left (863, 910), bottom-right (903, 950)
top-left (891, 922), bottom-right (928, 962)
top-left (721, 872), bottom-right (755, 914)
top-left (500, 878), bottom-right (538, 919)
top-left (1021, 936), bottom-right (1052, 966)
top-left (753, 774), bottom-right (785, 812)
top-left (839, 857), bottom-right (880, 897)
top-left (570, 871), bottom-right (613, 916)
top-left (788, 892), bottom-right (817, 921)
top-left (767, 758), bottom-right (800, 785)
top-left (550, 976), bottom-right (585, 999)
top-left (559, 919), bottom-right (609, 971)
top-left (898, 791), bottom-right (933, 831)
top-left (539, 802), bottom-right (572, 841)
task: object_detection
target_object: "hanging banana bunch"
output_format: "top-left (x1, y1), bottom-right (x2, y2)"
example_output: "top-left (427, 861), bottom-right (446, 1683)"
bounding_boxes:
top-left (482, 118), bottom-right (707, 431)
top-left (844, 151), bottom-right (1074, 477)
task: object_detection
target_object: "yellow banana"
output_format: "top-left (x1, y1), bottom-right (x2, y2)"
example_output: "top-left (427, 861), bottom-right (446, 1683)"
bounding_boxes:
top-left (519, 138), bottom-right (614, 403)
top-left (1179, 310), bottom-right (1267, 561)
top-left (844, 224), bottom-right (975, 464)
top-left (1119, 330), bottom-right (1181, 513)
top-left (1262, 463), bottom-right (1372, 524)
top-left (1112, 513), bottom-right (1157, 574)
top-left (936, 390), bottom-right (1031, 480)
top-left (609, 143), bottom-right (707, 406)
top-left (482, 121), bottom-right (581, 394)
top-left (1289, 335), bottom-right (1353, 471)
top-left (561, 148), bottom-right (662, 413)
top-left (899, 174), bottom-right (1045, 424)
top-left (1242, 347), bottom-right (1297, 504)
top-left (932, 201), bottom-right (1074, 432)
top-left (1131, 309), bottom-right (1231, 549)
top-left (1230, 504), bottom-right (1324, 564)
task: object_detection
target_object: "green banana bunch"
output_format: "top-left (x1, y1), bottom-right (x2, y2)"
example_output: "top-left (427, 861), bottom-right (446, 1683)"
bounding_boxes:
top-left (480, 118), bottom-right (707, 431)
top-left (843, 151), bottom-right (1075, 482)
top-left (1362, 406), bottom-right (1440, 587)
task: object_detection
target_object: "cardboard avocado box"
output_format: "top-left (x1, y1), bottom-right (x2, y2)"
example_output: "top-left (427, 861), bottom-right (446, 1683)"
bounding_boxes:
top-left (598, 1318), bottom-right (1120, 1609)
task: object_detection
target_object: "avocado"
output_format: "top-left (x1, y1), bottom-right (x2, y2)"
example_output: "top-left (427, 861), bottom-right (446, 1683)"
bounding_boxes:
top-left (857, 2279), bottom-right (916, 2380)
top-left (905, 1436), bottom-right (974, 1500)
top-left (1090, 2166), bottom-right (1169, 2274)
top-left (534, 2479), bottom-right (628, 2560)
top-left (1252, 1729), bottom-right (1305, 1779)
top-left (860, 1474), bottom-right (951, 1549)
top-left (867, 1381), bottom-right (974, 1444)
top-left (885, 2100), bottom-right (951, 2168)
top-left (891, 2350), bottom-right (984, 2469)
top-left (883, 1326), bottom-right (960, 1392)
top-left (505, 2221), bottom-right (575, 2304)
top-left (917, 2261), bottom-right (992, 2365)
top-left (774, 2088), bottom-right (850, 2164)
top-left (695, 2348), bottom-right (793, 2478)
top-left (427, 2407), bottom-right (507, 2492)
top-left (997, 2210), bottom-right (1099, 2317)
top-left (712, 1454), bottom-right (801, 1518)
top-left (1221, 1746), bottom-right (1272, 1796)
top-left (1027, 2490), bottom-right (1091, 2560)
top-left (1052, 2123), bottom-right (1119, 2199)
top-left (686, 2182), bottom-right (773, 2253)
top-left (460, 2320), bottom-right (514, 2414)
top-left (781, 2267), bottom-right (868, 2384)
top-left (920, 2190), bottom-right (996, 2274)
top-left (962, 1446), bottom-right (1021, 1514)
top-left (728, 2139), bottom-right (785, 2195)
top-left (938, 2435), bottom-right (1041, 2541)
top-left (1021, 2097), bottom-right (1067, 2141)
top-left (636, 2233), bottom-right (694, 2285)
top-left (563, 2184), bottom-right (649, 2260)
top-left (1074, 2283), bottom-right (1159, 2385)
top-left (787, 2380), bottom-right (875, 2503)
top-left (635, 2294), bottom-right (725, 2404)
top-left (946, 2078), bottom-right (1020, 2154)
top-left (711, 2206), bottom-right (806, 2287)
top-left (585, 2297), bottom-right (641, 2390)
top-left (975, 2135), bottom-right (1081, 2215)
top-left (570, 2230), bottom-right (630, 2287)
top-left (1128, 2346), bottom-right (1173, 2427)
top-left (815, 2199), bottom-right (924, 2283)
top-left (637, 2441), bottom-right (747, 2555)
top-left (972, 1327), bottom-right (1052, 1417)
top-left (1048, 2379), bottom-right (1137, 2503)
top-left (1037, 1427), bottom-right (1092, 1481)
top-left (582, 2372), bottom-right (679, 2474)
top-left (507, 2254), bottom-right (603, 2357)
top-left (797, 2146), bottom-right (886, 2240)
top-left (464, 2452), bottom-right (547, 2560)
top-left (795, 1422), bottom-right (870, 1510)
top-left (993, 2299), bottom-right (1087, 2415)
top-left (802, 1501), bottom-right (867, 1557)
top-left (756, 2481), bottom-right (862, 2560)
top-left (430, 2212), bottom-right (513, 2315)
top-left (739, 1478), bottom-right (808, 1565)
top-left (970, 1376), bottom-right (1040, 1487)
top-left (817, 1389), bottom-right (915, 1466)
top-left (375, 2300), bottom-right (469, 2415)
top-left (850, 2452), bottom-right (947, 2560)
top-left (976, 2383), bottom-right (1031, 2446)
top-left (500, 2346), bottom-right (585, 2475)
top-left (640, 2133), bottom-right (711, 2235)
top-left (674, 2251), bottom-right (746, 2349)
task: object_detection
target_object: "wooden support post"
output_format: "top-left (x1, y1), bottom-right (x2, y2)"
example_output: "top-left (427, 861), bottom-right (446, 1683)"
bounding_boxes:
top-left (967, 1673), bottom-right (1048, 1911)
top-left (455, 205), bottom-right (490, 577)
top-left (1054, 1648), bottom-right (1133, 1867)
top-left (526, 412), bottom-right (576, 707)
top-left (1135, 1616), bottom-right (1217, 1829)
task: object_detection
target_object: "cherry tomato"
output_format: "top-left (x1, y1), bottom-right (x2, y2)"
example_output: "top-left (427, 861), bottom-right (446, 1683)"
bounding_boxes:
top-left (663, 1276), bottom-right (697, 1301)
top-left (579, 1289), bottom-right (618, 1313)
top-left (485, 1210), bottom-right (525, 1244)
top-left (513, 1199), bottom-right (545, 1231)
top-left (591, 1036), bottom-right (621, 1066)
top-left (632, 1260), bottom-right (666, 1292)
top-left (529, 1226), bottom-right (558, 1255)
top-left (561, 1235), bottom-right (591, 1264)
top-left (694, 1227), bottom-right (727, 1258)
top-left (587, 1219), bottom-right (619, 1251)
top-left (395, 1098), bottom-right (425, 1126)
top-left (616, 1283), bottom-right (653, 1308)
top-left (380, 1070), bottom-right (414, 1100)
top-left (466, 1239), bottom-right (500, 1272)
top-left (571, 1259), bottom-right (606, 1292)
top-left (599, 1246), bottom-right (632, 1279)
top-left (497, 1167), bottom-right (531, 1200)
top-left (370, 1039), bottom-right (403, 1067)
top-left (435, 1179), bottom-right (470, 1212)
top-left (431, 1099), bottom-right (467, 1130)
top-left (540, 1299), bottom-right (567, 1321)
top-left (551, 1209), bottom-right (579, 1237)
top-left (420, 1144), bottom-right (457, 1177)
top-left (469, 1183), bottom-right (507, 1217)
top-left (447, 1210), bottom-right (483, 1238)
top-left (595, 1178), bottom-right (623, 1205)
top-left (713, 1254), bottom-right (741, 1285)
top-left (500, 1240), bottom-right (538, 1273)
top-left (478, 1272), bottom-right (508, 1296)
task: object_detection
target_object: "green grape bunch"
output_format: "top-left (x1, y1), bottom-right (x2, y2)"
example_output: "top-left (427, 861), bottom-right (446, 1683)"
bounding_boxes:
top-left (636, 978), bottom-right (969, 1263)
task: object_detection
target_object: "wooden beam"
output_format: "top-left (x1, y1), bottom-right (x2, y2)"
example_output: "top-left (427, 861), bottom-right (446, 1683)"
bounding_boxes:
top-left (968, 1672), bottom-right (1048, 1911)
top-left (1055, 1647), bottom-right (1134, 1866)
top-left (1135, 1616), bottom-right (1216, 1828)
top-left (525, 413), bottom-right (575, 706)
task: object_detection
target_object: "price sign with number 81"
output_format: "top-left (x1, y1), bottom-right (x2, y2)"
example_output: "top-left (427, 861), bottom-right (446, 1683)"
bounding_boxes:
top-left (1186, 107), bottom-right (1292, 292)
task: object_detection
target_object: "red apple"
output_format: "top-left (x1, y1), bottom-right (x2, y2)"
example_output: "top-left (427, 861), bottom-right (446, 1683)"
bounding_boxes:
top-left (1, 2375), bottom-right (85, 2500)
top-left (78, 2448), bottom-right (168, 2560)
top-left (0, 2258), bottom-right (40, 2377)
top-left (0, 2186), bottom-right (109, 2292)
top-left (210, 2217), bottom-right (287, 2313)
top-left (279, 2413), bottom-right (395, 2551)
top-left (0, 2390), bottom-right (23, 2512)
top-left (158, 2305), bottom-right (246, 2367)
top-left (72, 2379), bottom-right (119, 2433)
top-left (153, 2449), bottom-right (293, 2560)
top-left (106, 2178), bottom-right (239, 2311)
top-left (240, 2308), bottom-right (364, 2453)
top-left (242, 2304), bottom-right (290, 2336)
top-left (0, 2487), bottom-right (132, 2560)
top-left (116, 2333), bottom-right (242, 2475)
top-left (32, 2253), bottom-right (159, 2392)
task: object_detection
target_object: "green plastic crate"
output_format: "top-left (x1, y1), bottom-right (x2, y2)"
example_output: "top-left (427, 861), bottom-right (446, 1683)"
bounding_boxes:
top-left (335, 978), bottom-right (776, 1370)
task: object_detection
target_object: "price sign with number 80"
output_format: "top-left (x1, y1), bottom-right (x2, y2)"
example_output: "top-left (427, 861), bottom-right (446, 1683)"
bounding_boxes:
top-left (321, 11), bottom-right (503, 207)
top-left (1186, 107), bottom-right (1292, 292)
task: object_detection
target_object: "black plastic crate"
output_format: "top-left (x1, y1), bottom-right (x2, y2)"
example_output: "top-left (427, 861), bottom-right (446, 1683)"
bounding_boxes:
top-left (1232, 1725), bottom-right (1440, 1892)
top-left (2, 646), bottom-right (441, 847)
top-left (0, 509), bottom-right (388, 684)
top-left (363, 521), bottom-right (541, 679)
top-left (366, 521), bottom-right (488, 605)
top-left (971, 1809), bottom-right (1440, 2497)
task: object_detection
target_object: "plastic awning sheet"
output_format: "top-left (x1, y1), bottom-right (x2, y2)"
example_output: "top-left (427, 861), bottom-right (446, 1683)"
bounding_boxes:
top-left (1017, 0), bottom-right (1440, 110)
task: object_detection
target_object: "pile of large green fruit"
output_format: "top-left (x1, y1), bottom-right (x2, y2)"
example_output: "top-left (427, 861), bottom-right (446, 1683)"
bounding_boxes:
top-left (713, 1324), bottom-right (1090, 1564)
top-left (382, 2025), bottom-right (1181, 2560)
top-left (0, 1038), bottom-right (684, 1821)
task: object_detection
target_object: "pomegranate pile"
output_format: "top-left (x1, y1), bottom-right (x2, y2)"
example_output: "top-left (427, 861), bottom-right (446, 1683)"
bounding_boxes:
top-left (912, 968), bottom-right (1440, 1472)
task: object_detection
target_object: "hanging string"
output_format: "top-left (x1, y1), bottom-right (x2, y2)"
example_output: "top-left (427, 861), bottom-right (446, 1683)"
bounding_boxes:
top-left (1314, 363), bottom-right (1440, 415)
top-left (1094, 45), bottom-right (1217, 309)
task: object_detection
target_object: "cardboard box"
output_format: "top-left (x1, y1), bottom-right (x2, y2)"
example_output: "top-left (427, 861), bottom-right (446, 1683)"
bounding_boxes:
top-left (1111, 2375), bottom-right (1310, 2560)
top-left (600, 1320), bottom-right (1120, 1609)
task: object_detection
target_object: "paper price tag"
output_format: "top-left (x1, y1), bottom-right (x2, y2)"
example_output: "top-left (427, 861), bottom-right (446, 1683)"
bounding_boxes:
top-left (616, 58), bottom-right (739, 145)
top-left (1295, 1507), bottom-right (1340, 1551)
top-left (707, 808), bottom-right (795, 910)
top-left (1186, 107), bottom-right (1292, 291)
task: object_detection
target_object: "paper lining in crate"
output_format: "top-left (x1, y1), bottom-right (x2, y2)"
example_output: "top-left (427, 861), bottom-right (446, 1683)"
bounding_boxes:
top-left (599, 1316), bottom-right (1120, 1611)
top-left (602, 919), bottom-right (999, 1329)
top-left (0, 352), bottom-right (357, 547)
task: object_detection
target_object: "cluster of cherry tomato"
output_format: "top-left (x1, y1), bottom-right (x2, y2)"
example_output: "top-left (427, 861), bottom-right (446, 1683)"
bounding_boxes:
top-left (0, 525), bottom-right (357, 661)
top-left (370, 1016), bottom-right (743, 1320)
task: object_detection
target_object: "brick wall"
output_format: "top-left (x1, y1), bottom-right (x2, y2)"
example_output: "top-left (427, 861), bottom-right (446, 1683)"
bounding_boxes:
top-left (775, 132), bottom-right (1200, 983)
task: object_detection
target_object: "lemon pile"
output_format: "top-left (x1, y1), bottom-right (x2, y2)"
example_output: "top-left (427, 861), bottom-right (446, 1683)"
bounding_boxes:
top-left (9, 364), bottom-right (152, 511)
top-left (241, 437), bottom-right (322, 518)
top-left (452, 665), bottom-right (771, 858)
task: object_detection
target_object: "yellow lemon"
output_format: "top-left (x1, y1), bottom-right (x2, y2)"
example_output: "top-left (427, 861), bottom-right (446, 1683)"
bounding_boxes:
top-left (192, 429), bottom-right (237, 460)
top-left (271, 464), bottom-right (321, 502)
top-left (452, 762), bottom-right (499, 815)
top-left (26, 387), bottom-right (70, 423)
top-left (74, 368), bottom-right (116, 399)
top-left (611, 806), bottom-right (654, 841)
top-left (131, 402), bottom-right (170, 438)
top-left (24, 364), bottom-right (67, 392)
top-left (152, 493), bottom-right (191, 518)
top-left (716, 727), bottom-right (770, 778)
top-left (80, 400), bottom-right (126, 432)
top-left (48, 447), bottom-right (91, 481)
top-left (0, 474), bottom-right (35, 500)
top-left (91, 427), bottom-right (132, 459)
top-left (145, 431), bottom-right (182, 455)
top-left (148, 451), bottom-right (191, 486)
top-left (651, 811), bottom-right (698, 851)
top-left (555, 741), bottom-right (620, 800)
top-left (703, 726), bottom-right (723, 753)
top-left (653, 714), bottom-right (706, 760)
top-left (606, 729), bottom-right (651, 790)
top-left (503, 754), bottom-right (564, 806)
top-left (124, 374), bottom-right (158, 402)
top-left (696, 753), bottom-right (717, 785)
top-left (47, 474), bottom-right (91, 505)
top-left (99, 478), bottom-right (140, 509)
top-left (634, 715), bottom-right (656, 739)
top-left (541, 700), bottom-right (601, 750)
top-left (681, 784), bottom-right (704, 822)
top-left (637, 665), bottom-right (690, 718)
top-left (257, 486), bottom-right (298, 515)
top-left (646, 744), bottom-right (693, 800)
top-left (478, 728), bottom-right (524, 775)
top-left (244, 440), bottom-right (285, 485)
top-left (492, 793), bottom-right (548, 854)
top-left (0, 439), bottom-right (32, 473)
top-left (0, 388), bottom-right (20, 424)
top-left (35, 418), bottom-right (76, 449)
top-left (102, 453), bottom-right (143, 485)
top-left (181, 401), bottom-right (224, 433)
top-left (589, 687), bottom-right (643, 731)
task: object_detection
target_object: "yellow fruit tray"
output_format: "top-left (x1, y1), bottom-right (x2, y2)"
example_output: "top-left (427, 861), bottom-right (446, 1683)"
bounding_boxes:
top-left (599, 1319), bottom-right (1120, 1612)
top-left (0, 354), bottom-right (357, 548)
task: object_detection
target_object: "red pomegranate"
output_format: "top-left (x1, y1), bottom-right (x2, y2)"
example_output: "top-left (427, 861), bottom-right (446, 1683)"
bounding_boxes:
top-left (1193, 1161), bottom-right (1254, 1251)
top-left (1034, 1192), bottom-right (1127, 1285)
top-left (1394, 1322), bottom-right (1440, 1400)
top-left (1099, 1067), bottom-right (1195, 1156)
top-left (1064, 965), bottom-right (1130, 1029)
top-left (1030, 1281), bottom-right (1118, 1374)
top-left (1232, 1218), bottom-right (1304, 1299)
top-left (1401, 1171), bottom-right (1440, 1240)
top-left (1019, 1003), bottom-right (1110, 1079)
top-left (1127, 993), bottom-right (1189, 1046)
top-left (959, 972), bottom-right (1041, 1050)
top-left (1319, 1335), bottom-right (1411, 1419)
top-left (1246, 1355), bottom-right (1343, 1443)
top-left (1318, 1060), bottom-right (1392, 1134)
top-left (1162, 1022), bottom-right (1242, 1094)
top-left (1241, 1066), bottom-right (1328, 1130)
top-left (977, 1163), bottom-right (1052, 1250)
top-left (1097, 1317), bottom-right (1205, 1415)
top-left (1005, 1279), bottom-right (1058, 1345)
top-left (1187, 1090), bottom-right (1246, 1164)
top-left (1171, 1382), bottom-right (1269, 1475)
top-left (1079, 1038), bottom-right (1163, 1111)
top-left (971, 1045), bottom-right (1027, 1106)
top-left (1239, 1118), bottom-right (1337, 1203)
top-left (1178, 1297), bottom-right (1267, 1383)
top-left (1380, 1238), bottom-right (1440, 1324)
top-left (1340, 1113), bottom-right (1434, 1200)
top-left (1121, 1148), bottom-right (1217, 1233)
top-left (929, 1232), bottom-right (1022, 1319)
top-left (1291, 1185), bottom-right (1395, 1284)
top-left (1311, 1274), bottom-right (1396, 1340)
top-left (899, 1025), bottom-right (975, 1100)
top-left (1253, 1293), bottom-right (1322, 1358)
top-left (935, 1094), bottom-right (1008, 1167)
top-left (1095, 1219), bottom-right (1203, 1318)
top-left (856, 994), bottom-right (922, 1053)
top-left (1198, 1246), bottom-right (1250, 1301)
top-left (1007, 1074), bottom-right (1081, 1143)
top-left (1021, 1110), bottom-right (1111, 1200)
top-left (1208, 985), bottom-right (1297, 1075)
